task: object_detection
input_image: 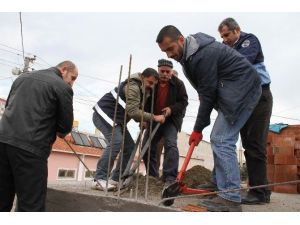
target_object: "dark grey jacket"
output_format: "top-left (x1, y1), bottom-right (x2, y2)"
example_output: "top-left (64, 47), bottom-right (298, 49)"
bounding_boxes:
top-left (180, 32), bottom-right (261, 132)
top-left (0, 67), bottom-right (74, 159)
top-left (150, 76), bottom-right (188, 131)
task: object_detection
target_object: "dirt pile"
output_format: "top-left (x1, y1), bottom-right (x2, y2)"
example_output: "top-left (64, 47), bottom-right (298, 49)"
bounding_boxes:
top-left (182, 165), bottom-right (212, 188)
top-left (119, 165), bottom-right (212, 199)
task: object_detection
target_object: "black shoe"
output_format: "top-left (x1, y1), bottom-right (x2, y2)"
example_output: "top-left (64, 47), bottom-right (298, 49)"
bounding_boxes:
top-left (196, 182), bottom-right (218, 192)
top-left (198, 196), bottom-right (242, 212)
top-left (241, 193), bottom-right (266, 205)
top-left (265, 190), bottom-right (271, 203)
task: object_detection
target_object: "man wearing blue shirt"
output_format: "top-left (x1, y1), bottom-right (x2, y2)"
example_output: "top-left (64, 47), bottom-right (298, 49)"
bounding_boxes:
top-left (218, 18), bottom-right (273, 204)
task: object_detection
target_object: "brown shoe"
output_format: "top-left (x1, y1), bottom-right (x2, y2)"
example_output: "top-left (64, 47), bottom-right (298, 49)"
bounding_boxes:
top-left (198, 196), bottom-right (242, 212)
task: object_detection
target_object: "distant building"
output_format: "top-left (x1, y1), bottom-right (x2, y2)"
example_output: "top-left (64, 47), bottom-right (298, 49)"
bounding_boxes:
top-left (48, 133), bottom-right (103, 182)
top-left (0, 98), bottom-right (6, 120)
top-left (160, 131), bottom-right (244, 172)
top-left (177, 132), bottom-right (214, 170)
top-left (48, 130), bottom-right (146, 183)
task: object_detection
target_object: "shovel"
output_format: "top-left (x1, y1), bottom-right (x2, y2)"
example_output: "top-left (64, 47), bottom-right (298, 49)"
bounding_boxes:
top-left (120, 122), bottom-right (161, 188)
top-left (161, 142), bottom-right (210, 206)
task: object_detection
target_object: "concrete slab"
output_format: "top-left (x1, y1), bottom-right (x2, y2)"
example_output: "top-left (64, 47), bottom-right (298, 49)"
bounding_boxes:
top-left (46, 187), bottom-right (180, 212)
top-left (46, 181), bottom-right (300, 212)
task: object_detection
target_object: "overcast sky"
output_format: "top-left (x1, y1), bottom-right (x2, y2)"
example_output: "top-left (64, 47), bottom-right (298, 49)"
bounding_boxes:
top-left (1, 11), bottom-right (300, 141)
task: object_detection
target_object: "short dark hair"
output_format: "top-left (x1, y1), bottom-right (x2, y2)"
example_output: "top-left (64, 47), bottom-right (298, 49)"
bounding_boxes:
top-left (141, 68), bottom-right (159, 80)
top-left (156, 25), bottom-right (182, 44)
top-left (56, 60), bottom-right (76, 71)
top-left (218, 18), bottom-right (240, 32)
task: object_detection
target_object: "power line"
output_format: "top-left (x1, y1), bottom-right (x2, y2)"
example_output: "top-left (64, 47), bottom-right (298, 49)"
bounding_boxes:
top-left (74, 99), bottom-right (94, 107)
top-left (0, 42), bottom-right (26, 54)
top-left (0, 62), bottom-right (16, 68)
top-left (74, 82), bottom-right (99, 99)
top-left (0, 48), bottom-right (22, 56)
top-left (0, 76), bottom-right (13, 81)
top-left (79, 74), bottom-right (116, 85)
top-left (19, 12), bottom-right (25, 60)
top-left (74, 96), bottom-right (97, 103)
top-left (36, 56), bottom-right (52, 67)
top-left (0, 58), bottom-right (22, 66)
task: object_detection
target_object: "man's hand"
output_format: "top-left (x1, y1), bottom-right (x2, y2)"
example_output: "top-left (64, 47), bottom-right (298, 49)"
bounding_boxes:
top-left (140, 122), bottom-right (148, 130)
top-left (189, 131), bottom-right (203, 146)
top-left (161, 107), bottom-right (172, 117)
top-left (153, 115), bottom-right (166, 124)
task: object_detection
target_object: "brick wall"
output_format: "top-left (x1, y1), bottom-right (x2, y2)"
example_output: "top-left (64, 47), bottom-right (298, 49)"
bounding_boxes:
top-left (267, 125), bottom-right (300, 193)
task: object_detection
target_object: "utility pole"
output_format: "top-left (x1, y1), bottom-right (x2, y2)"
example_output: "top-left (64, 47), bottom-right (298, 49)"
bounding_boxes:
top-left (11, 55), bottom-right (36, 75)
top-left (23, 55), bottom-right (36, 72)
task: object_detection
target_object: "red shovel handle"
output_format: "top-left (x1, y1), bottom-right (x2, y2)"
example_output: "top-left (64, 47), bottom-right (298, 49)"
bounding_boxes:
top-left (176, 142), bottom-right (196, 182)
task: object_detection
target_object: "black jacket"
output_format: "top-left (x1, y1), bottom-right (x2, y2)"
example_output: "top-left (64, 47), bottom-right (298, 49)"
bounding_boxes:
top-left (180, 33), bottom-right (261, 132)
top-left (0, 67), bottom-right (74, 159)
top-left (148, 76), bottom-right (188, 131)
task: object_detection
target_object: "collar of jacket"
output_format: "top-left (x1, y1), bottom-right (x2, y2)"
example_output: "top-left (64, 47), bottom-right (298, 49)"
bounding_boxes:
top-left (49, 67), bottom-right (63, 79)
top-left (180, 35), bottom-right (200, 64)
top-left (233, 31), bottom-right (249, 48)
top-left (169, 75), bottom-right (178, 86)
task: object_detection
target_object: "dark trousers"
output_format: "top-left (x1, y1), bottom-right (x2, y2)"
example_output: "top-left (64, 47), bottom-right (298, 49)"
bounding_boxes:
top-left (240, 87), bottom-right (273, 200)
top-left (143, 121), bottom-right (179, 182)
top-left (0, 142), bottom-right (48, 212)
top-left (92, 112), bottom-right (135, 182)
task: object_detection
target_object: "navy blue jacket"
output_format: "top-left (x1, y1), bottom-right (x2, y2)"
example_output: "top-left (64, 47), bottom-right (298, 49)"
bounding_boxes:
top-left (233, 31), bottom-right (264, 64)
top-left (180, 33), bottom-right (261, 132)
top-left (233, 32), bottom-right (271, 85)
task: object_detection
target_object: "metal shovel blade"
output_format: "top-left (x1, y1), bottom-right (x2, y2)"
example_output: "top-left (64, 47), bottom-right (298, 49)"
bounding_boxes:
top-left (161, 181), bottom-right (181, 206)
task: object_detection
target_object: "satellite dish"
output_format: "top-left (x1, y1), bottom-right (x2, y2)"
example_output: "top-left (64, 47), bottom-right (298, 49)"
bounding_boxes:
top-left (11, 67), bottom-right (21, 76)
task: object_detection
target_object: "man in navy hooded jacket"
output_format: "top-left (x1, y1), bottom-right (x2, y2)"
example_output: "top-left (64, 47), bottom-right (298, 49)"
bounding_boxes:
top-left (156, 25), bottom-right (261, 212)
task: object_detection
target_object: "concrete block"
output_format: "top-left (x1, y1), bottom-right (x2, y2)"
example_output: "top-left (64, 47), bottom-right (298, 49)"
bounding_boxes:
top-left (267, 145), bottom-right (273, 156)
top-left (273, 146), bottom-right (295, 156)
top-left (267, 133), bottom-right (274, 145)
top-left (267, 165), bottom-right (274, 184)
top-left (274, 165), bottom-right (298, 183)
top-left (274, 155), bottom-right (297, 165)
top-left (272, 136), bottom-right (295, 148)
top-left (295, 141), bottom-right (300, 149)
top-left (267, 155), bottom-right (274, 164)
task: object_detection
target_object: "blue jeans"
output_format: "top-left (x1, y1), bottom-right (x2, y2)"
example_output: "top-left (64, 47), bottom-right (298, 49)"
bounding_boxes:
top-left (210, 106), bottom-right (256, 202)
top-left (143, 121), bottom-right (179, 182)
top-left (93, 112), bottom-right (135, 182)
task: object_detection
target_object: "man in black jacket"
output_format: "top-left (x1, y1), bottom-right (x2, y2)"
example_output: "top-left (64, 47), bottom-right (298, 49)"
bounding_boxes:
top-left (156, 25), bottom-right (261, 212)
top-left (0, 61), bottom-right (78, 211)
top-left (143, 59), bottom-right (188, 186)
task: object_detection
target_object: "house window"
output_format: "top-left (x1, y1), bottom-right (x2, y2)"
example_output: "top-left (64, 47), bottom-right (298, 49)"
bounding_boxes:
top-left (57, 168), bottom-right (76, 180)
top-left (85, 170), bottom-right (96, 179)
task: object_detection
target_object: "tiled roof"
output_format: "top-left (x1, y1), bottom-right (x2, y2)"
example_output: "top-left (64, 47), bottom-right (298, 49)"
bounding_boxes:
top-left (52, 134), bottom-right (103, 157)
top-left (0, 98), bottom-right (6, 103)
